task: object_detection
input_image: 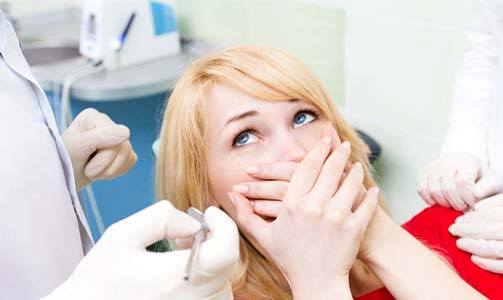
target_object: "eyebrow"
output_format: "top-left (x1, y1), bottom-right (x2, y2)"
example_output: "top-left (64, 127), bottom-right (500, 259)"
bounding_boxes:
top-left (223, 110), bottom-right (258, 129)
top-left (221, 99), bottom-right (301, 131)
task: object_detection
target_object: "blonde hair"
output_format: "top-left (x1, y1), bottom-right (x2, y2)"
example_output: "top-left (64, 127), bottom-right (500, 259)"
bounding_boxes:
top-left (156, 45), bottom-right (380, 299)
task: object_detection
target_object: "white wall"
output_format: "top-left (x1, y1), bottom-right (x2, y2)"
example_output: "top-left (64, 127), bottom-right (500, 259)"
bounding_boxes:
top-left (314, 0), bottom-right (474, 222)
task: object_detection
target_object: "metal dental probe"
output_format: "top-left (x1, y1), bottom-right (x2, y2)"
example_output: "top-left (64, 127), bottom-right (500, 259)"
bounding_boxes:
top-left (184, 207), bottom-right (208, 281)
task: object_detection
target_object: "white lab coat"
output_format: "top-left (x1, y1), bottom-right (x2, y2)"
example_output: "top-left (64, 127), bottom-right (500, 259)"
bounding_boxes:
top-left (443, 0), bottom-right (503, 179)
top-left (0, 10), bottom-right (93, 299)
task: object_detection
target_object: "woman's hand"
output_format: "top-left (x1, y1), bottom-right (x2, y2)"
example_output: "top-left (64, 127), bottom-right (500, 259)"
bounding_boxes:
top-left (233, 161), bottom-right (297, 218)
top-left (230, 135), bottom-right (380, 300)
top-left (236, 159), bottom-right (351, 218)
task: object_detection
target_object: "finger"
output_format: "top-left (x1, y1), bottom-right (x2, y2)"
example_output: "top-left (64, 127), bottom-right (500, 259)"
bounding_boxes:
top-left (426, 160), bottom-right (451, 207)
top-left (448, 222), bottom-right (503, 240)
top-left (75, 108), bottom-right (109, 130)
top-left (327, 162), bottom-right (364, 214)
top-left (198, 206), bottom-right (240, 274)
top-left (229, 192), bottom-right (269, 245)
top-left (455, 207), bottom-right (503, 223)
top-left (80, 124), bottom-right (130, 157)
top-left (105, 152), bottom-right (138, 178)
top-left (352, 187), bottom-right (380, 227)
top-left (428, 170), bottom-right (450, 207)
top-left (146, 247), bottom-right (191, 278)
top-left (286, 134), bottom-right (332, 202)
top-left (251, 200), bottom-right (282, 218)
top-left (246, 161), bottom-right (298, 181)
top-left (440, 170), bottom-right (467, 211)
top-left (475, 194), bottom-right (503, 210)
top-left (471, 256), bottom-right (503, 274)
top-left (233, 181), bottom-right (288, 200)
top-left (95, 143), bottom-right (137, 179)
top-left (456, 238), bottom-right (503, 259)
top-left (174, 236), bottom-right (194, 250)
top-left (417, 163), bottom-right (436, 205)
top-left (310, 141), bottom-right (351, 201)
top-left (475, 165), bottom-right (501, 199)
top-left (84, 146), bottom-right (120, 178)
top-left (475, 177), bottom-right (501, 201)
top-left (113, 201), bottom-right (201, 247)
top-left (455, 168), bottom-right (479, 208)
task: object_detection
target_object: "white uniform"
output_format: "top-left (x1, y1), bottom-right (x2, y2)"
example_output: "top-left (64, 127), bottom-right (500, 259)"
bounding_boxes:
top-left (443, 0), bottom-right (503, 178)
top-left (0, 10), bottom-right (93, 299)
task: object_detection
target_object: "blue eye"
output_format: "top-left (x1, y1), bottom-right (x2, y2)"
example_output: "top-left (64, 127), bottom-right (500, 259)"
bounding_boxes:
top-left (233, 130), bottom-right (258, 147)
top-left (293, 111), bottom-right (316, 128)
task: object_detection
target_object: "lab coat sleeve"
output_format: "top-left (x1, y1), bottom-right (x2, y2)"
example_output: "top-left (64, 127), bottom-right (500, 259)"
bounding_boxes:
top-left (442, 0), bottom-right (500, 164)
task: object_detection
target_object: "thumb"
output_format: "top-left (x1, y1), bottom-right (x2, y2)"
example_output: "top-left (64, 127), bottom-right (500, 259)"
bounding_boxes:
top-left (80, 125), bottom-right (130, 157)
top-left (114, 201), bottom-right (201, 248)
top-left (198, 207), bottom-right (240, 274)
top-left (475, 164), bottom-right (502, 199)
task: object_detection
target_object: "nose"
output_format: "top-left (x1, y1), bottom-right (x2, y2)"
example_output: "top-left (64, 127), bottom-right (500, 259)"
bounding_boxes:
top-left (276, 133), bottom-right (307, 163)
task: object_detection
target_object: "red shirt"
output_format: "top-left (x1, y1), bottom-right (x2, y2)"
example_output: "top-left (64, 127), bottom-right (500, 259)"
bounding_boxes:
top-left (357, 206), bottom-right (503, 299)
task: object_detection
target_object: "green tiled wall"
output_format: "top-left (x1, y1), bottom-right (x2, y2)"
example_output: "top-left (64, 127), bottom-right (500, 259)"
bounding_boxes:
top-left (175, 0), bottom-right (346, 105)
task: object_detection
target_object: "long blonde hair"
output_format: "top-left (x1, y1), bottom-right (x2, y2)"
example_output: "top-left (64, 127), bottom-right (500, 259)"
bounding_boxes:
top-left (156, 45), bottom-right (379, 299)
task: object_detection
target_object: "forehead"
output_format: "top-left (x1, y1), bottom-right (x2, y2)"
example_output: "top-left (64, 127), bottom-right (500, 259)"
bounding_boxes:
top-left (205, 84), bottom-right (291, 116)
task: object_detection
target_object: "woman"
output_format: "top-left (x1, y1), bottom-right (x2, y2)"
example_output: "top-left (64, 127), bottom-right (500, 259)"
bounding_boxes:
top-left (156, 45), bottom-right (495, 299)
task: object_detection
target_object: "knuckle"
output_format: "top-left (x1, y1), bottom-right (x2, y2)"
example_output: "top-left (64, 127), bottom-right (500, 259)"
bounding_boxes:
top-left (285, 201), bottom-right (298, 213)
top-left (157, 200), bottom-right (175, 215)
top-left (82, 107), bottom-right (99, 116)
top-left (300, 202), bottom-right (323, 218)
top-left (344, 218), bottom-right (358, 230)
top-left (103, 222), bottom-right (122, 239)
top-left (326, 210), bottom-right (344, 225)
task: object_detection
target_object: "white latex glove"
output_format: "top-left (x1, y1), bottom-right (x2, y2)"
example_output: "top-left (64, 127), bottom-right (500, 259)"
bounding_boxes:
top-left (43, 201), bottom-right (239, 300)
top-left (62, 108), bottom-right (137, 190)
top-left (417, 153), bottom-right (501, 211)
top-left (449, 194), bottom-right (503, 274)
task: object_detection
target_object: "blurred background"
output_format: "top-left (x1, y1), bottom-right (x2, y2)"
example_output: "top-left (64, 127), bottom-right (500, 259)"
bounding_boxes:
top-left (2, 0), bottom-right (475, 239)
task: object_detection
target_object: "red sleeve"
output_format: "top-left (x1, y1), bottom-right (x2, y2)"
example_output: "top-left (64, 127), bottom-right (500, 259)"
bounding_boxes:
top-left (356, 206), bottom-right (503, 300)
top-left (354, 288), bottom-right (394, 300)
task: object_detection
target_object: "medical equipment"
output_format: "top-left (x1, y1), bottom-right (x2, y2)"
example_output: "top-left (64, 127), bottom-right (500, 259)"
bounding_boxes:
top-left (184, 207), bottom-right (208, 281)
top-left (79, 0), bottom-right (180, 70)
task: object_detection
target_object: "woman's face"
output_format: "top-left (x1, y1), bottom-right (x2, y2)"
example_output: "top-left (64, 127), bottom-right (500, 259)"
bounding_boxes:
top-left (205, 84), bottom-right (341, 215)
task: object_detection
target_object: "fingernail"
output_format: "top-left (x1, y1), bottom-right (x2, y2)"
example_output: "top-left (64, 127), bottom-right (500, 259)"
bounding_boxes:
top-left (247, 166), bottom-right (260, 174)
top-left (354, 162), bottom-right (362, 169)
top-left (250, 201), bottom-right (255, 207)
top-left (371, 187), bottom-right (379, 194)
top-left (323, 136), bottom-right (332, 145)
top-left (342, 141), bottom-right (351, 150)
top-left (233, 184), bottom-right (249, 193)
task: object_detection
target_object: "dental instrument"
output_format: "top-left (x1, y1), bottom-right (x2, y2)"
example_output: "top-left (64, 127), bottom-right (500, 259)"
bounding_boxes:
top-left (184, 207), bottom-right (208, 281)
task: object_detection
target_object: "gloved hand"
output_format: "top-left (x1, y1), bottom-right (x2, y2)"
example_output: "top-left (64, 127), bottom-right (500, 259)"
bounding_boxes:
top-left (449, 194), bottom-right (503, 274)
top-left (43, 201), bottom-right (239, 300)
top-left (417, 153), bottom-right (501, 211)
top-left (62, 108), bottom-right (137, 190)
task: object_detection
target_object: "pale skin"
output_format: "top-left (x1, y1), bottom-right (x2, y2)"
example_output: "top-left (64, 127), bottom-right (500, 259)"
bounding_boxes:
top-left (204, 84), bottom-right (485, 299)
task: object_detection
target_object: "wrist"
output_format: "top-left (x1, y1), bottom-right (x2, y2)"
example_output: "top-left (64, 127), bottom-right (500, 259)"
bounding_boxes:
top-left (358, 207), bottom-right (397, 262)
